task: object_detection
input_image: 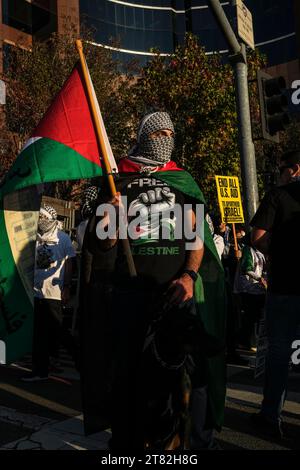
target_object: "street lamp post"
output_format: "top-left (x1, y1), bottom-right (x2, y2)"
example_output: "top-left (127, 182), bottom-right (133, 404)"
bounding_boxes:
top-left (208, 0), bottom-right (259, 226)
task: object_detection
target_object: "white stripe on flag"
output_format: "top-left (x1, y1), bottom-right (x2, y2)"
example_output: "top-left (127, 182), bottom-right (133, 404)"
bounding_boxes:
top-left (84, 58), bottom-right (118, 174)
top-left (22, 136), bottom-right (42, 152)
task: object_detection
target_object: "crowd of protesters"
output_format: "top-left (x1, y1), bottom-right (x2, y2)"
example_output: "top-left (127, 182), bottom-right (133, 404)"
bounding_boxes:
top-left (209, 220), bottom-right (267, 363)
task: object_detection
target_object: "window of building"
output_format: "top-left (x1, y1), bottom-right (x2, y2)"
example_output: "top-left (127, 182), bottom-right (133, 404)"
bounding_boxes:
top-left (174, 14), bottom-right (186, 35)
top-left (135, 9), bottom-right (144, 29)
top-left (2, 42), bottom-right (15, 74)
top-left (2, 0), bottom-right (32, 34)
top-left (2, 0), bottom-right (57, 38)
top-left (80, 0), bottom-right (105, 19)
top-left (106, 3), bottom-right (116, 24)
top-left (153, 9), bottom-right (172, 31)
top-left (116, 5), bottom-right (125, 26)
top-left (260, 36), bottom-right (297, 66)
top-left (143, 9), bottom-right (154, 30)
top-left (173, 0), bottom-right (185, 9)
top-left (125, 7), bottom-right (135, 28)
top-left (32, 0), bottom-right (57, 39)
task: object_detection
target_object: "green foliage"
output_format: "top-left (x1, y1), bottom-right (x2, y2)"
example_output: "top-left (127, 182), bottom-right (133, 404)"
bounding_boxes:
top-left (116, 34), bottom-right (265, 210)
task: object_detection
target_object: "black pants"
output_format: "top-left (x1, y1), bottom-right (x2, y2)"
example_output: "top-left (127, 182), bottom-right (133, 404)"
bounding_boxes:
top-left (110, 284), bottom-right (155, 450)
top-left (238, 293), bottom-right (265, 348)
top-left (32, 298), bottom-right (62, 376)
top-left (225, 280), bottom-right (240, 354)
top-left (110, 283), bottom-right (215, 450)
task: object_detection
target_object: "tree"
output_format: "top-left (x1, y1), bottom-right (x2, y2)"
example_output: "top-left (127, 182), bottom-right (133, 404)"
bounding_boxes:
top-left (117, 34), bottom-right (265, 211)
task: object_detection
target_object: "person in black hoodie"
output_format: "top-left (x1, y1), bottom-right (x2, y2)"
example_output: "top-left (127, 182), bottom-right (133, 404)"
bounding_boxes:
top-left (251, 150), bottom-right (300, 438)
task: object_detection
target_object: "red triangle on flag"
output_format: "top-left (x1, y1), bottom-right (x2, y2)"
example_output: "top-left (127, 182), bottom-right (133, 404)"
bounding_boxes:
top-left (32, 63), bottom-right (100, 166)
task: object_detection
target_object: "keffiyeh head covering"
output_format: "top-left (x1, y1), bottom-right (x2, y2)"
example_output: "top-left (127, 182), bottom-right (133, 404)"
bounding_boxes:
top-left (205, 214), bottom-right (215, 236)
top-left (37, 204), bottom-right (59, 243)
top-left (81, 186), bottom-right (99, 219)
top-left (129, 111), bottom-right (175, 166)
top-left (42, 204), bottom-right (57, 219)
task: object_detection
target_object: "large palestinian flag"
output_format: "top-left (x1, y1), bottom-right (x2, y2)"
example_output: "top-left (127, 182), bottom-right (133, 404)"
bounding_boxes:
top-left (0, 61), bottom-right (116, 363)
top-left (0, 63), bottom-right (117, 197)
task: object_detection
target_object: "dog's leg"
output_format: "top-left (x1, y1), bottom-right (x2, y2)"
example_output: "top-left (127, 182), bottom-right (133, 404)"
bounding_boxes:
top-left (164, 433), bottom-right (181, 451)
top-left (181, 366), bottom-right (192, 450)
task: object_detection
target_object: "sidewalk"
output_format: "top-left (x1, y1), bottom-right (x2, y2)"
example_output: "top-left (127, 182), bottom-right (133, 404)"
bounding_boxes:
top-left (0, 410), bottom-right (110, 450)
top-left (0, 351), bottom-right (299, 450)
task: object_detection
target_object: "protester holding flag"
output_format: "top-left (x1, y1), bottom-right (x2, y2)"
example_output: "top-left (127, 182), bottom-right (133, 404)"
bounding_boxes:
top-left (80, 111), bottom-right (226, 450)
top-left (20, 204), bottom-right (75, 381)
top-left (0, 54), bottom-right (112, 364)
top-left (76, 186), bottom-right (99, 252)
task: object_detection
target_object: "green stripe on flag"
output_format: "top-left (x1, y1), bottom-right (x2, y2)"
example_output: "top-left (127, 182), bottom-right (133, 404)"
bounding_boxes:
top-left (0, 137), bottom-right (102, 197)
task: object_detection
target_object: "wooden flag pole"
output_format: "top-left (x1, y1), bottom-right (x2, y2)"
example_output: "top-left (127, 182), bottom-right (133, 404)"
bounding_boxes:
top-left (75, 39), bottom-right (137, 277)
top-left (232, 223), bottom-right (241, 260)
top-left (75, 39), bottom-right (116, 195)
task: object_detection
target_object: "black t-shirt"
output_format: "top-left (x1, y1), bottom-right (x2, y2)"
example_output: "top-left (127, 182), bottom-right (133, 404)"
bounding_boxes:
top-left (250, 181), bottom-right (300, 295)
top-left (115, 176), bottom-right (188, 287)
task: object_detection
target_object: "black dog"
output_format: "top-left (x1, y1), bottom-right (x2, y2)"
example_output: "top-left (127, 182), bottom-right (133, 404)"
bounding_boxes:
top-left (138, 299), bottom-right (224, 450)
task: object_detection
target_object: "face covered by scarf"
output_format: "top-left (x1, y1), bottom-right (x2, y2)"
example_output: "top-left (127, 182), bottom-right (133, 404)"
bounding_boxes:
top-left (129, 111), bottom-right (175, 167)
top-left (37, 205), bottom-right (59, 243)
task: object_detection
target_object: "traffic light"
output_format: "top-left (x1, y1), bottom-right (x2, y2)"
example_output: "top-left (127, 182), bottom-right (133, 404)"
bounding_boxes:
top-left (257, 70), bottom-right (290, 143)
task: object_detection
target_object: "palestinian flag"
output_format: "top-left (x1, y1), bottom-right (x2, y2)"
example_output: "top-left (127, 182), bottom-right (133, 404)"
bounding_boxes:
top-left (0, 60), bottom-right (116, 363)
top-left (0, 62), bottom-right (117, 196)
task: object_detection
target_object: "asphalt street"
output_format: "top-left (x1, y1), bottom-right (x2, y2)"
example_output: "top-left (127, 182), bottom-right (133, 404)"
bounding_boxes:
top-left (0, 350), bottom-right (299, 451)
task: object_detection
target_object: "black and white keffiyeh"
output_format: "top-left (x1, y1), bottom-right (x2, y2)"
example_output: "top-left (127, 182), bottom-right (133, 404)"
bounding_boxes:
top-left (129, 112), bottom-right (175, 166)
top-left (37, 204), bottom-right (59, 244)
top-left (81, 185), bottom-right (99, 219)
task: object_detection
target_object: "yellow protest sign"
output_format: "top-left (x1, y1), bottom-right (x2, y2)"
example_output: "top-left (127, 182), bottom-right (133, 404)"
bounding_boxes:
top-left (215, 175), bottom-right (245, 224)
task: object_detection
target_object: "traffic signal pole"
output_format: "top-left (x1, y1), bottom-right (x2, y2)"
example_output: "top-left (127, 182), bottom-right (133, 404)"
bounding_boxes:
top-left (208, 0), bottom-right (259, 226)
top-left (233, 43), bottom-right (259, 225)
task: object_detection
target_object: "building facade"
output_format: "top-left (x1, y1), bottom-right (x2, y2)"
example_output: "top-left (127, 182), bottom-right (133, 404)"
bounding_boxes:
top-left (79, 1), bottom-right (299, 77)
top-left (0, 0), bottom-right (79, 72)
top-left (0, 1), bottom-right (299, 80)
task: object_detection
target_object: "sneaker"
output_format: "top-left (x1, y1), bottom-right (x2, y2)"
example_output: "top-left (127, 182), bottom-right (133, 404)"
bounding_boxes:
top-left (20, 373), bottom-right (48, 382)
top-left (250, 412), bottom-right (283, 439)
top-left (236, 343), bottom-right (252, 352)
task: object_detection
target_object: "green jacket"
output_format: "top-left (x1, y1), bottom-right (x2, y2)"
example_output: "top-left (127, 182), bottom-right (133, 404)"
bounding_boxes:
top-left (80, 168), bottom-right (227, 434)
top-left (155, 170), bottom-right (227, 430)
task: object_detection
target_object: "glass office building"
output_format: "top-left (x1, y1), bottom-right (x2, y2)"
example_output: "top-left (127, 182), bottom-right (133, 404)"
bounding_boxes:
top-left (79, 0), bottom-right (298, 66)
top-left (1, 1), bottom-right (297, 67)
